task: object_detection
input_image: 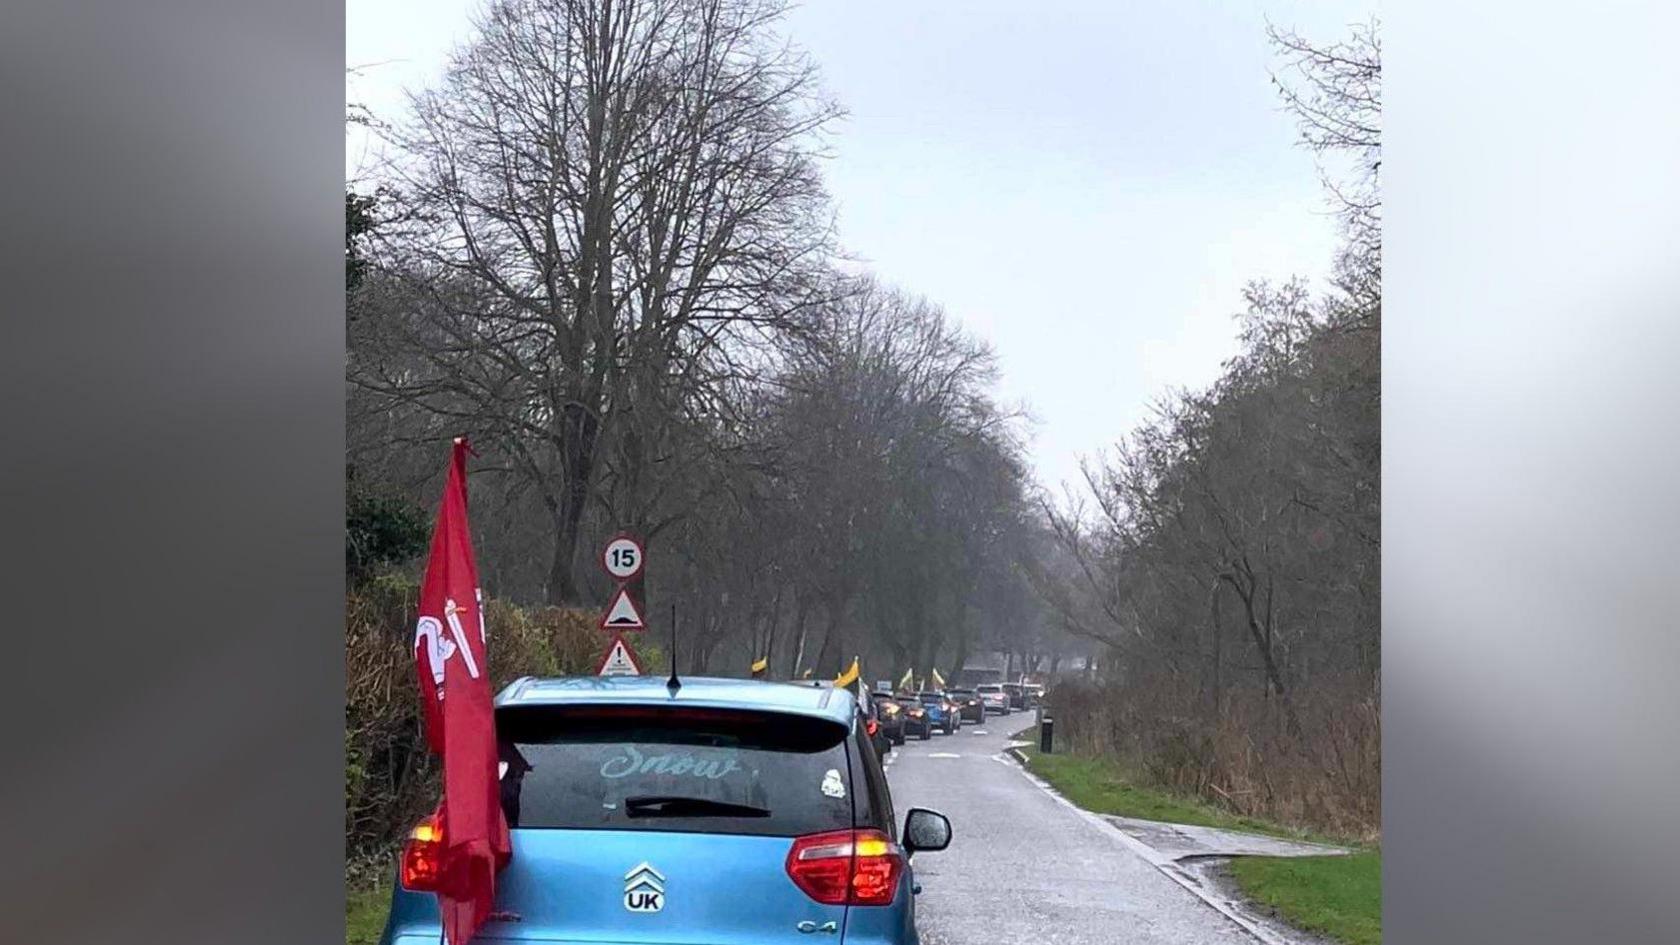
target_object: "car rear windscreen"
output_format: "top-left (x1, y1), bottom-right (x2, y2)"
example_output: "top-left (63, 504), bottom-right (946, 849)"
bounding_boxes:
top-left (494, 705), bottom-right (854, 837)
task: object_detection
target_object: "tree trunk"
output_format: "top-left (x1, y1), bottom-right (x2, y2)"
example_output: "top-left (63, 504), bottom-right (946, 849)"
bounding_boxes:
top-left (548, 511), bottom-right (581, 606)
top-left (1208, 582), bottom-right (1224, 724)
top-left (547, 400), bottom-right (600, 605)
top-left (949, 633), bottom-right (970, 685)
top-left (812, 605), bottom-right (845, 677)
top-left (1219, 570), bottom-right (1302, 738)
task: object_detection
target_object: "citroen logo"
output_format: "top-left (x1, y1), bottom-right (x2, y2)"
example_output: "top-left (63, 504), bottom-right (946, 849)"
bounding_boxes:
top-left (623, 862), bottom-right (666, 913)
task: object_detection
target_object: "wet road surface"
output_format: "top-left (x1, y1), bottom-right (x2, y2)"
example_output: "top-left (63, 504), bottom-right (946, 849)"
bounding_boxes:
top-left (885, 715), bottom-right (1259, 945)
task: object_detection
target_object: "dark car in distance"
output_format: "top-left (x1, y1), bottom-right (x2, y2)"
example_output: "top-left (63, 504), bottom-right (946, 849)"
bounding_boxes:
top-left (1002, 682), bottom-right (1026, 710)
top-left (944, 687), bottom-right (985, 723)
top-left (857, 685), bottom-right (893, 758)
top-left (895, 695), bottom-right (933, 740)
top-left (871, 691), bottom-right (907, 746)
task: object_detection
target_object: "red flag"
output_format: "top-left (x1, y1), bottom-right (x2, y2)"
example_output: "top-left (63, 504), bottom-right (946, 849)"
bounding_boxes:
top-left (413, 437), bottom-right (511, 945)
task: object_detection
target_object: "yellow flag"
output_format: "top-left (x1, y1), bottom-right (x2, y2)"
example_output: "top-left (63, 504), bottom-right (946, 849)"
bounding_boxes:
top-left (931, 667), bottom-right (946, 688)
top-left (897, 667), bottom-right (914, 691)
top-left (750, 656), bottom-right (768, 678)
top-left (834, 657), bottom-right (860, 689)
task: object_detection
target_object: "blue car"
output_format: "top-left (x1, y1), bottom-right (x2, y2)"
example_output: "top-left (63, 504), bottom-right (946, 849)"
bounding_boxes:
top-left (916, 691), bottom-right (957, 735)
top-left (380, 675), bottom-right (953, 944)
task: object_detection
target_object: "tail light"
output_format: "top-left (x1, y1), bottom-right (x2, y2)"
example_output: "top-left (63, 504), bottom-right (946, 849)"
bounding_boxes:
top-left (866, 718), bottom-right (880, 736)
top-left (400, 814), bottom-right (444, 891)
top-left (786, 829), bottom-right (904, 906)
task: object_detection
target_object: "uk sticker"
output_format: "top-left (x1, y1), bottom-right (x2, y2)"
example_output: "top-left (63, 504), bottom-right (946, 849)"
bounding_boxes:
top-left (820, 769), bottom-right (845, 798)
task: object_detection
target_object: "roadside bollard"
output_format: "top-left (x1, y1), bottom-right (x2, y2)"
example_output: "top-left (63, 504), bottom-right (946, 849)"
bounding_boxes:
top-left (1040, 716), bottom-right (1054, 754)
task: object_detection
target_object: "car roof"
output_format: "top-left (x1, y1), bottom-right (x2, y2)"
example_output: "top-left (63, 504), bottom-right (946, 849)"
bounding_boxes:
top-left (495, 675), bottom-right (858, 728)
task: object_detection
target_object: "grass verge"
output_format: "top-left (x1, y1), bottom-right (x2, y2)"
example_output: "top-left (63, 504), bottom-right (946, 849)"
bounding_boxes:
top-left (1014, 735), bottom-right (1379, 944)
top-left (1229, 851), bottom-right (1381, 945)
top-left (347, 880), bottom-right (390, 945)
top-left (1017, 740), bottom-right (1302, 839)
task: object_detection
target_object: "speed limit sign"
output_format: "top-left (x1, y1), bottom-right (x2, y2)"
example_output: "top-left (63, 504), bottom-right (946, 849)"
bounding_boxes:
top-left (602, 535), bottom-right (644, 581)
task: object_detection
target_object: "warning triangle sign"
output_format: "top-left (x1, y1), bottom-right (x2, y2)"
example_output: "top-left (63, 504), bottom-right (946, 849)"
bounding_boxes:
top-left (597, 633), bottom-right (643, 676)
top-left (599, 587), bottom-right (646, 630)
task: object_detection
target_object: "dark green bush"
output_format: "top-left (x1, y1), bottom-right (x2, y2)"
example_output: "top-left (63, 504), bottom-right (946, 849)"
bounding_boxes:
top-left (345, 578), bottom-right (601, 860)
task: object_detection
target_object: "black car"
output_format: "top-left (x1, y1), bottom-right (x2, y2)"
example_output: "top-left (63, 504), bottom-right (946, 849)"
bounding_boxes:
top-left (871, 691), bottom-right (908, 746)
top-left (944, 687), bottom-right (985, 723)
top-left (894, 695), bottom-right (933, 740)
top-left (858, 686), bottom-right (894, 758)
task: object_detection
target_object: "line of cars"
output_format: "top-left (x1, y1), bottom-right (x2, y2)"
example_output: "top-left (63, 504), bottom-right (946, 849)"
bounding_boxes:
top-left (861, 681), bottom-right (1045, 753)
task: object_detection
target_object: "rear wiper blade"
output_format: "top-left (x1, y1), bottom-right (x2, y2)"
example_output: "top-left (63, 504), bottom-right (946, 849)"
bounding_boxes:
top-left (623, 795), bottom-right (771, 819)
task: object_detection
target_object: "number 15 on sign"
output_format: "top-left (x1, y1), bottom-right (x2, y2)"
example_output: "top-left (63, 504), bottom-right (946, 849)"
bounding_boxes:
top-left (602, 535), bottom-right (644, 580)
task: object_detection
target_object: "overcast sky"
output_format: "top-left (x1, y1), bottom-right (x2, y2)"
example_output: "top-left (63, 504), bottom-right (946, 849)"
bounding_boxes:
top-left (348, 0), bottom-right (1374, 494)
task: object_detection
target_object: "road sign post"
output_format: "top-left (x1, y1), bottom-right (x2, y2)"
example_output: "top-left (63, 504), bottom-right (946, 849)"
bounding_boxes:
top-left (601, 535), bottom-right (645, 581)
top-left (597, 633), bottom-right (644, 676)
top-left (599, 586), bottom-right (646, 631)
top-left (597, 534), bottom-right (648, 675)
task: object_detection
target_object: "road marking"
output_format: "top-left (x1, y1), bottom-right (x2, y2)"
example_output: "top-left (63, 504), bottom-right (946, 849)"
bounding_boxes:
top-left (928, 752), bottom-right (961, 758)
top-left (971, 729), bottom-right (989, 735)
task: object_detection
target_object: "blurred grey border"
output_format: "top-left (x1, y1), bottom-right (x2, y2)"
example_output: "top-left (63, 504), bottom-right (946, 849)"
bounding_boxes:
top-left (2, 2), bottom-right (1679, 945)
top-left (0, 3), bottom-right (343, 944)
top-left (1387, 2), bottom-right (1680, 943)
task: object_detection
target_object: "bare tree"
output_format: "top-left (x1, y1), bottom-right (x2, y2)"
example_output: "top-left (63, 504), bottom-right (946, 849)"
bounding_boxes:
top-left (1026, 19), bottom-right (1383, 834)
top-left (352, 0), bottom-right (837, 604)
top-left (1269, 17), bottom-right (1381, 281)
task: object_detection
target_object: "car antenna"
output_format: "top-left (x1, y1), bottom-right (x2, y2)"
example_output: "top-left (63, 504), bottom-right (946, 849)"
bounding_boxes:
top-left (666, 602), bottom-right (681, 693)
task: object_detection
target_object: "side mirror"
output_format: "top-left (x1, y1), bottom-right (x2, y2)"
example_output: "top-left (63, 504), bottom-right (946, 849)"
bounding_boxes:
top-left (902, 808), bottom-right (952, 857)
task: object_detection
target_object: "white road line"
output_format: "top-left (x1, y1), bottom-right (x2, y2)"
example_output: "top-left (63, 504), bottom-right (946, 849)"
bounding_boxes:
top-left (997, 750), bottom-right (1287, 945)
top-left (928, 752), bottom-right (961, 758)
